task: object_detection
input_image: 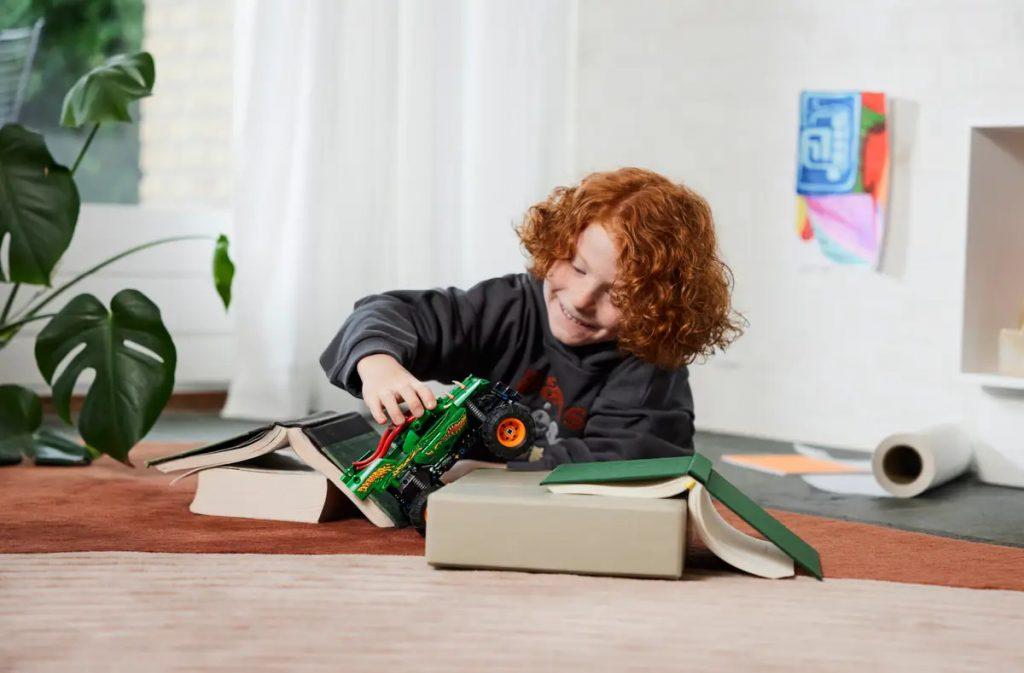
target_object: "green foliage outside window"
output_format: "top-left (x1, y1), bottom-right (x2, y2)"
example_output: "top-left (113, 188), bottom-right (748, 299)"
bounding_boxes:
top-left (1, 0), bottom-right (145, 203)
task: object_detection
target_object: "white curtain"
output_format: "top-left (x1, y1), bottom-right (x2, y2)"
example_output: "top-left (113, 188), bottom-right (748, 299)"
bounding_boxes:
top-left (223, 0), bottom-right (577, 420)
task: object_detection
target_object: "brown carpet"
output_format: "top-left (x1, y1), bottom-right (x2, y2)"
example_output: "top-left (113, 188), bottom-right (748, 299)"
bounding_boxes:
top-left (2, 443), bottom-right (1022, 591)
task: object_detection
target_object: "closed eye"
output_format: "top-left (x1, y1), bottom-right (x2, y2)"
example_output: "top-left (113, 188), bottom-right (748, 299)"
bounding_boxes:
top-left (571, 263), bottom-right (585, 275)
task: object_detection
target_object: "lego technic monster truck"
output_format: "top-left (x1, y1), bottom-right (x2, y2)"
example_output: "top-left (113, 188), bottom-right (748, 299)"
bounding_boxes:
top-left (339, 375), bottom-right (535, 533)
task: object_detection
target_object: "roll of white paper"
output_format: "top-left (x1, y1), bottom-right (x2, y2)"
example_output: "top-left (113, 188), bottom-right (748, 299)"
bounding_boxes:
top-left (871, 423), bottom-right (974, 498)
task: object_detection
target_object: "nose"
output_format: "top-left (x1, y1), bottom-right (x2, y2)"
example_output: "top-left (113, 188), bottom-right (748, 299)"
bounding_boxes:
top-left (567, 278), bottom-right (600, 312)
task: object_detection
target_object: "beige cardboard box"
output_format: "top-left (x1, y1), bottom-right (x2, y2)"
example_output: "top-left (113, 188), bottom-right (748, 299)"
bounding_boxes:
top-left (998, 328), bottom-right (1024, 377)
top-left (425, 469), bottom-right (687, 579)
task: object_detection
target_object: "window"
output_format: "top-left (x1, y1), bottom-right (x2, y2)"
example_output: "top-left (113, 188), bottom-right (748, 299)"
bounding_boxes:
top-left (0, 0), bottom-right (233, 207)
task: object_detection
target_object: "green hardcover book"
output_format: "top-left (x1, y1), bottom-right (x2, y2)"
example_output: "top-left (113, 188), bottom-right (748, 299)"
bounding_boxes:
top-left (541, 453), bottom-right (823, 580)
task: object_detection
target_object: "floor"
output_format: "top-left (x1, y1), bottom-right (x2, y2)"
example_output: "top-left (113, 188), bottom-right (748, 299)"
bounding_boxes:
top-left (13, 414), bottom-right (1021, 672)
top-left (3, 553), bottom-right (1021, 673)
top-left (698, 433), bottom-right (1024, 548)
top-left (55, 411), bottom-right (1024, 548)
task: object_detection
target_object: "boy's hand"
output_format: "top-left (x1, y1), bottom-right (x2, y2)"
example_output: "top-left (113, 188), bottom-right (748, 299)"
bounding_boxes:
top-left (356, 353), bottom-right (437, 425)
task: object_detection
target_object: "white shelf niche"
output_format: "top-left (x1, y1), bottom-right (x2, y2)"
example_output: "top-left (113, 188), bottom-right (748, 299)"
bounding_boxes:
top-left (960, 125), bottom-right (1024, 390)
top-left (960, 125), bottom-right (1024, 488)
top-left (961, 373), bottom-right (1024, 391)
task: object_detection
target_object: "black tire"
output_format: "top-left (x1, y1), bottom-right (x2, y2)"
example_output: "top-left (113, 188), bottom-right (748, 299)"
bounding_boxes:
top-left (408, 488), bottom-right (432, 536)
top-left (481, 403), bottom-right (535, 460)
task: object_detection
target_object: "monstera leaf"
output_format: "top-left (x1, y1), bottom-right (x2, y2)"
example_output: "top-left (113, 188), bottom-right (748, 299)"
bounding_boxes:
top-left (35, 289), bottom-right (176, 464)
top-left (31, 428), bottom-right (91, 466)
top-left (0, 384), bottom-right (41, 465)
top-left (213, 234), bottom-right (234, 309)
top-left (61, 52), bottom-right (155, 127)
top-left (0, 125), bottom-right (80, 284)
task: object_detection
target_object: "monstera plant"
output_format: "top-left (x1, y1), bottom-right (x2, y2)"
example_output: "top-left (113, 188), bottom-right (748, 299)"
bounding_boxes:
top-left (0, 52), bottom-right (234, 466)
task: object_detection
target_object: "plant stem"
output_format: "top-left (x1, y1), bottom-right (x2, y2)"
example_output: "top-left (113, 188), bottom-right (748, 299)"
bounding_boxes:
top-left (0, 310), bottom-right (54, 349)
top-left (0, 312), bottom-right (56, 334)
top-left (71, 123), bottom-right (100, 176)
top-left (9, 286), bottom-right (47, 323)
top-left (0, 283), bottom-right (19, 325)
top-left (18, 235), bottom-right (213, 322)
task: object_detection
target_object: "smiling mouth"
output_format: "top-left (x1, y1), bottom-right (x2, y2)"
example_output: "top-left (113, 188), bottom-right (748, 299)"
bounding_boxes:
top-left (558, 299), bottom-right (596, 330)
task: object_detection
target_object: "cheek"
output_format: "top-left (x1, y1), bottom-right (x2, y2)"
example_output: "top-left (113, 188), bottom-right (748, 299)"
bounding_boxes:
top-left (602, 308), bottom-right (622, 332)
top-left (595, 299), bottom-right (622, 332)
top-left (546, 262), bottom-right (572, 290)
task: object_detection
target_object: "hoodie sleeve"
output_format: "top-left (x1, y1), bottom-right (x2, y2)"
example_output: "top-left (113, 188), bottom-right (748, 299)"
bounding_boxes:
top-left (319, 276), bottom-right (525, 397)
top-left (507, 359), bottom-right (696, 470)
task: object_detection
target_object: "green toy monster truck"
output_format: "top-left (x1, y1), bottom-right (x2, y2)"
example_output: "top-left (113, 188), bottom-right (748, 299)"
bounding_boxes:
top-left (339, 375), bottom-right (535, 533)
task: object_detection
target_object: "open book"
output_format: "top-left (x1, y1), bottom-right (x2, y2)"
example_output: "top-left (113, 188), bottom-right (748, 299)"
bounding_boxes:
top-left (541, 454), bottom-right (823, 580)
top-left (188, 450), bottom-right (349, 524)
top-left (148, 412), bottom-right (404, 527)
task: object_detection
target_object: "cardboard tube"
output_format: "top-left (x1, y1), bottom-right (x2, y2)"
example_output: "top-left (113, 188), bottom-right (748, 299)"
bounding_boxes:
top-left (872, 424), bottom-right (974, 498)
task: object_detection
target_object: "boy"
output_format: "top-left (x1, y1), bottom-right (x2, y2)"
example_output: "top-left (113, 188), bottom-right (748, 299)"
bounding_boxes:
top-left (320, 168), bottom-right (742, 470)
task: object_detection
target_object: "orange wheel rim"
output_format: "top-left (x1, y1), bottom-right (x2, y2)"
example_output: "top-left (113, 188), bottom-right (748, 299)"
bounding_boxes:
top-left (497, 418), bottom-right (527, 447)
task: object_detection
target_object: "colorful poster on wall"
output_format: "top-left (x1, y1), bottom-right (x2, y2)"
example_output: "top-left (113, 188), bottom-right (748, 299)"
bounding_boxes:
top-left (795, 91), bottom-right (889, 267)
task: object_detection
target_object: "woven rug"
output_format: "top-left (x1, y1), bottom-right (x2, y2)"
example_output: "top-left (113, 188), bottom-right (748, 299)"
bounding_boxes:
top-left (2, 553), bottom-right (1022, 673)
top-left (2, 443), bottom-right (1022, 591)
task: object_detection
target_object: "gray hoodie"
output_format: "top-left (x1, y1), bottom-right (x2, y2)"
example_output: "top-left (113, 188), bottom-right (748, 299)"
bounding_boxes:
top-left (319, 273), bottom-right (695, 470)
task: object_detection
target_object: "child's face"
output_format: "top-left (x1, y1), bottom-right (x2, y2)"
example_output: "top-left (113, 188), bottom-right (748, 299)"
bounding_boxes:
top-left (543, 222), bottom-right (622, 346)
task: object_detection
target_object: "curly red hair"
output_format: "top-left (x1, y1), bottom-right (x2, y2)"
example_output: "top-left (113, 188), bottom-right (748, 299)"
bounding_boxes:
top-left (516, 167), bottom-right (744, 369)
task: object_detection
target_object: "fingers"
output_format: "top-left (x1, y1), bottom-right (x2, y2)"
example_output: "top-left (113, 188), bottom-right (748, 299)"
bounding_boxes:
top-left (399, 382), bottom-right (439, 419)
top-left (401, 385), bottom-right (424, 418)
top-left (367, 394), bottom-right (387, 425)
top-left (366, 374), bottom-right (436, 426)
top-left (381, 390), bottom-right (406, 426)
top-left (413, 381), bottom-right (437, 411)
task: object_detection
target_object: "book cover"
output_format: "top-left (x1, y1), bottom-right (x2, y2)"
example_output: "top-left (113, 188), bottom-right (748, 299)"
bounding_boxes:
top-left (541, 453), bottom-right (823, 579)
top-left (302, 413), bottom-right (382, 470)
top-left (146, 425), bottom-right (274, 467)
top-left (426, 470), bottom-right (688, 579)
top-left (148, 411), bottom-right (403, 528)
top-left (284, 417), bottom-right (404, 528)
top-left (146, 411), bottom-right (362, 471)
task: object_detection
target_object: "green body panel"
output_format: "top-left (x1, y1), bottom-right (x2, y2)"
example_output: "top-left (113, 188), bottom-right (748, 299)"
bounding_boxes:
top-left (341, 375), bottom-right (489, 500)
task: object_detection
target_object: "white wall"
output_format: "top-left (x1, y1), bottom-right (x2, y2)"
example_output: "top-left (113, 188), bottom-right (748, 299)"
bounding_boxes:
top-left (0, 205), bottom-right (232, 394)
top-left (574, 1), bottom-right (1024, 450)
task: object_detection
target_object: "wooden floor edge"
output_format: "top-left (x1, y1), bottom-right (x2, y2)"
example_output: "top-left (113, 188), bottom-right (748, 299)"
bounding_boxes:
top-left (41, 390), bottom-right (227, 414)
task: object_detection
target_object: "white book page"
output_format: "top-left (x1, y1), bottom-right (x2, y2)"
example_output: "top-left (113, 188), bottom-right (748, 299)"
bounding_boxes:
top-left (546, 475), bottom-right (695, 499)
top-left (688, 483), bottom-right (794, 579)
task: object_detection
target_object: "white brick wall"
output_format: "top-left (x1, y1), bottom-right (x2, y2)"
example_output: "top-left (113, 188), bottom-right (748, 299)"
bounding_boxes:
top-left (139, 0), bottom-right (234, 207)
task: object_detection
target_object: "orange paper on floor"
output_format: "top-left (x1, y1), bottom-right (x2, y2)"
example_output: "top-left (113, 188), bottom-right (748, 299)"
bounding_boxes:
top-left (721, 453), bottom-right (868, 476)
